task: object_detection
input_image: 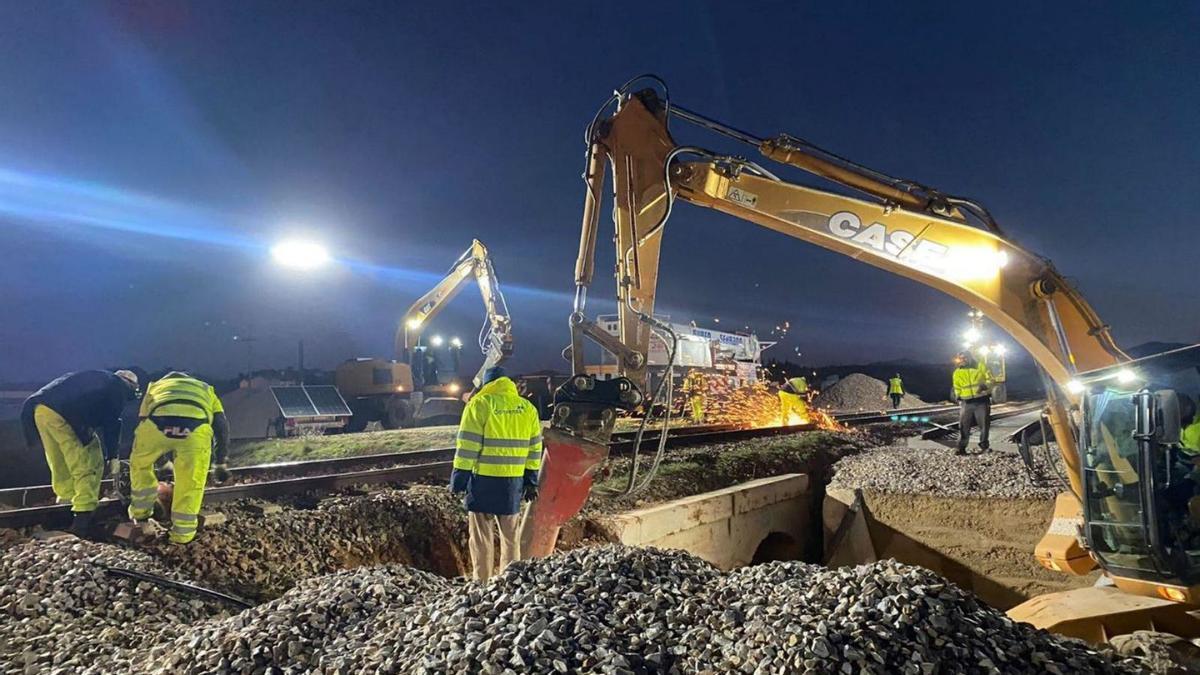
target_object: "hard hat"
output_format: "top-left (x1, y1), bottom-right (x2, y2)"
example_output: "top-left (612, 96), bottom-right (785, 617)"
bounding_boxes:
top-left (114, 370), bottom-right (139, 390)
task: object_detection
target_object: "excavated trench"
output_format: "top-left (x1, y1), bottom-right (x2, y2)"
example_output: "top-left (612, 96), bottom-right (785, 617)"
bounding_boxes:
top-left (0, 426), bottom-right (1104, 672)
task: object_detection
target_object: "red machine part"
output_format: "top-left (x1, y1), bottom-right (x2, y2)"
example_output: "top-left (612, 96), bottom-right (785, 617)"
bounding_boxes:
top-left (521, 427), bottom-right (611, 558)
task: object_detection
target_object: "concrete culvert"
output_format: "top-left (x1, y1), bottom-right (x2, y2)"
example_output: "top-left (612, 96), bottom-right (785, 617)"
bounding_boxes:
top-left (750, 531), bottom-right (803, 564)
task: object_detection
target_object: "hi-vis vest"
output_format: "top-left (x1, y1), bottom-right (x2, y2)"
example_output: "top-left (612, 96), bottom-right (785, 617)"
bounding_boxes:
top-left (454, 377), bottom-right (542, 479)
top-left (888, 377), bottom-right (904, 395)
top-left (788, 377), bottom-right (809, 394)
top-left (140, 375), bottom-right (224, 422)
top-left (952, 365), bottom-right (992, 401)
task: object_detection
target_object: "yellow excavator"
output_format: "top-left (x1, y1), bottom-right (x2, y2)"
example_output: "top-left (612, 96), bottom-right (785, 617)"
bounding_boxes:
top-left (522, 75), bottom-right (1200, 643)
top-left (335, 240), bottom-right (513, 429)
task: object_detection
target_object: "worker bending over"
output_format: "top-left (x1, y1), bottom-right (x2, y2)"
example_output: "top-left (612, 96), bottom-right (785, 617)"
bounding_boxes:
top-left (888, 374), bottom-right (905, 409)
top-left (682, 370), bottom-right (707, 424)
top-left (21, 370), bottom-right (139, 534)
top-left (127, 372), bottom-right (230, 544)
top-left (451, 367), bottom-right (542, 581)
top-left (951, 352), bottom-right (994, 455)
top-left (779, 375), bottom-right (809, 425)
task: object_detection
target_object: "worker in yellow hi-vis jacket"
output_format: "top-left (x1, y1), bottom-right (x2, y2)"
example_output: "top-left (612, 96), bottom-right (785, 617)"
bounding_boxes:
top-left (127, 372), bottom-right (230, 544)
top-left (779, 375), bottom-right (809, 425)
top-left (682, 370), bottom-right (707, 424)
top-left (451, 366), bottom-right (542, 580)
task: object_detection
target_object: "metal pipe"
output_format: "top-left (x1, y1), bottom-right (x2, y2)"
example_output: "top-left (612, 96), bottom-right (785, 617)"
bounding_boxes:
top-left (1042, 297), bottom-right (1077, 373)
top-left (574, 141), bottom-right (606, 287)
top-left (669, 104), bottom-right (764, 146)
top-left (102, 566), bottom-right (254, 609)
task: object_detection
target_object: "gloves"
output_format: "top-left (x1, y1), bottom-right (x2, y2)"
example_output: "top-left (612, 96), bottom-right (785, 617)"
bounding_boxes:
top-left (523, 484), bottom-right (539, 503)
top-left (106, 459), bottom-right (120, 478)
top-left (211, 463), bottom-right (231, 484)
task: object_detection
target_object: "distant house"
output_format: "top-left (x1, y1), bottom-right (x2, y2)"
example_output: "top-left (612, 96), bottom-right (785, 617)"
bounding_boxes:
top-left (222, 376), bottom-right (286, 439)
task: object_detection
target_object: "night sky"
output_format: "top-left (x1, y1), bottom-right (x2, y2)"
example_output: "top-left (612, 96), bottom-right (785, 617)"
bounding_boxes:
top-left (1, 2), bottom-right (1197, 383)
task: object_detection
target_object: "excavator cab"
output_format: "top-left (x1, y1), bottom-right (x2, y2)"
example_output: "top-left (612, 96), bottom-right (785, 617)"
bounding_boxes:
top-left (1078, 345), bottom-right (1200, 600)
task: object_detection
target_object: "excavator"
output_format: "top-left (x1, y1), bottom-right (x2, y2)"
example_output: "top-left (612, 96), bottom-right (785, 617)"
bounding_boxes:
top-left (521, 75), bottom-right (1200, 644)
top-left (335, 239), bottom-right (513, 429)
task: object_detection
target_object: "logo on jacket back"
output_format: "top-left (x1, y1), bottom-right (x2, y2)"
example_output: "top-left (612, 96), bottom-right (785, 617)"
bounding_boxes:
top-left (491, 403), bottom-right (531, 416)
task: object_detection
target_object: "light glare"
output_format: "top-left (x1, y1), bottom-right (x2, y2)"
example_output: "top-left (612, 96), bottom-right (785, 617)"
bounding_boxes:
top-left (271, 239), bottom-right (330, 270)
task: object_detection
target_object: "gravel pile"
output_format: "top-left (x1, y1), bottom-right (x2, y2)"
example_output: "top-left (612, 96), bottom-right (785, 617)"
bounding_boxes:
top-left (142, 485), bottom-right (468, 600)
top-left (0, 538), bottom-right (231, 672)
top-left (813, 374), bottom-right (927, 412)
top-left (830, 446), bottom-right (1059, 500)
top-left (129, 565), bottom-right (450, 674)
top-left (106, 545), bottom-right (1137, 674)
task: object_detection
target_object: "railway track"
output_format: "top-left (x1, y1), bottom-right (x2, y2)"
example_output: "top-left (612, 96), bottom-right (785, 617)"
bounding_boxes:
top-left (0, 401), bottom-right (1038, 530)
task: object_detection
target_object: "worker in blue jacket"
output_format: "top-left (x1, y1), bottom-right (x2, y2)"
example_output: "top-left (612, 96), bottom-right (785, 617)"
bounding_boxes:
top-left (21, 370), bottom-right (139, 534)
top-left (451, 367), bottom-right (542, 580)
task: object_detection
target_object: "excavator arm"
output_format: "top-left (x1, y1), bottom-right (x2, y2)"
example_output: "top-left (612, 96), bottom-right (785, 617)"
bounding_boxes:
top-left (395, 239), bottom-right (514, 387)
top-left (527, 80), bottom-right (1143, 583)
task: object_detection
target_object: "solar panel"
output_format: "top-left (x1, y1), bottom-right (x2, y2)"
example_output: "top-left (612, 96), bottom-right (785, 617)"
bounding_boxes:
top-left (305, 385), bottom-right (352, 416)
top-left (271, 386), bottom-right (318, 418)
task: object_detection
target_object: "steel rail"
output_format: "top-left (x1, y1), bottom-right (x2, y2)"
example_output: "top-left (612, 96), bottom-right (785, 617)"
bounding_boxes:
top-left (0, 401), bottom-right (1039, 529)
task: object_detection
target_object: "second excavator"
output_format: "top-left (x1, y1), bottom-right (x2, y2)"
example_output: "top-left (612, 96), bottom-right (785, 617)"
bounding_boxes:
top-left (336, 240), bottom-right (513, 429)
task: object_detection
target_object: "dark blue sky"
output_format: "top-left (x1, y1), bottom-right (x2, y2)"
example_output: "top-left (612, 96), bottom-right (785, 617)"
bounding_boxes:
top-left (1, 2), bottom-right (1197, 381)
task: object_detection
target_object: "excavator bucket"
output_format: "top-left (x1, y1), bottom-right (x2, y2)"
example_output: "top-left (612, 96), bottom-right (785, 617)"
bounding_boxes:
top-left (1008, 586), bottom-right (1200, 644)
top-left (520, 427), bottom-right (610, 558)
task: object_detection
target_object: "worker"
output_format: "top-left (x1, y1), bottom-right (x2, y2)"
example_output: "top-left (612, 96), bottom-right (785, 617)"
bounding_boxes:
top-left (951, 352), bottom-right (993, 455)
top-left (450, 366), bottom-right (542, 581)
top-left (127, 372), bottom-right (230, 545)
top-left (888, 374), bottom-right (905, 409)
top-left (682, 370), bottom-right (707, 424)
top-left (779, 374), bottom-right (809, 425)
top-left (20, 370), bottom-right (140, 534)
top-left (1171, 391), bottom-right (1200, 454)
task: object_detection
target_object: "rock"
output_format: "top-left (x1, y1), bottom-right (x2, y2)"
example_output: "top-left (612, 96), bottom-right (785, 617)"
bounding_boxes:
top-left (830, 444), bottom-right (1059, 500)
top-left (813, 374), bottom-right (927, 412)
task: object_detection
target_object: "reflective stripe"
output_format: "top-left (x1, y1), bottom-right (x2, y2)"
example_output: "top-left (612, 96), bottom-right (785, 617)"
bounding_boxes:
top-left (131, 488), bottom-right (158, 498)
top-left (477, 455), bottom-right (530, 466)
top-left (527, 451), bottom-right (543, 461)
top-left (172, 512), bottom-right (198, 522)
top-left (481, 438), bottom-right (530, 449)
top-left (457, 430), bottom-right (483, 444)
top-left (530, 434), bottom-right (543, 445)
top-left (455, 449), bottom-right (480, 461)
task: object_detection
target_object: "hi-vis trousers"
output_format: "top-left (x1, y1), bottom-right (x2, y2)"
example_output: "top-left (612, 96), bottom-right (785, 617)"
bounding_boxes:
top-left (128, 419), bottom-right (212, 544)
top-left (779, 391), bottom-right (809, 425)
top-left (34, 405), bottom-right (102, 512)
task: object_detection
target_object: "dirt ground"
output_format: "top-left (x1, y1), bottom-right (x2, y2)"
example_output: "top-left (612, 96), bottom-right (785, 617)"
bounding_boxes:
top-left (859, 490), bottom-right (1099, 610)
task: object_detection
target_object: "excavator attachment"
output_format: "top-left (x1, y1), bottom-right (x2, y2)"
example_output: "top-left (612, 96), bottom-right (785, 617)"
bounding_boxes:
top-left (1008, 586), bottom-right (1200, 644)
top-left (520, 428), bottom-right (610, 558)
top-left (522, 375), bottom-right (640, 557)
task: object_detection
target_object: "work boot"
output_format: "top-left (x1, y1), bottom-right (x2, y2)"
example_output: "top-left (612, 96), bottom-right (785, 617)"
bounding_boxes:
top-left (67, 511), bottom-right (96, 538)
top-left (978, 444), bottom-right (990, 453)
top-left (953, 447), bottom-right (967, 456)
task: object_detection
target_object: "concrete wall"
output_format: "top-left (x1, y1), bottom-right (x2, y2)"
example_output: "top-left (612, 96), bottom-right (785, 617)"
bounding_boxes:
top-left (598, 474), bottom-right (810, 570)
